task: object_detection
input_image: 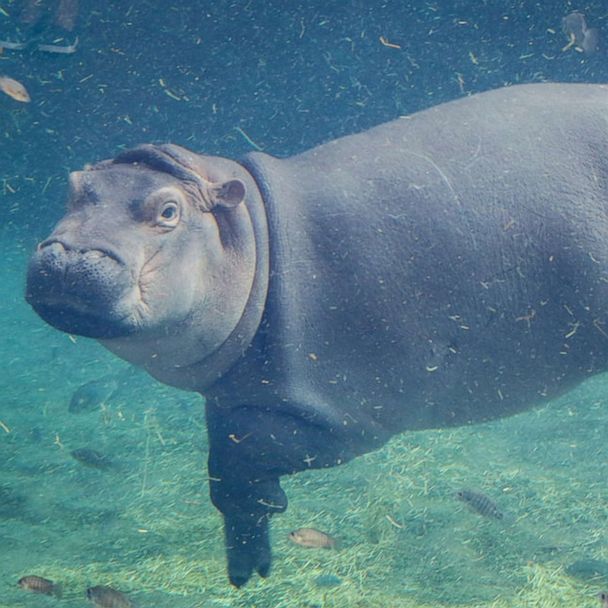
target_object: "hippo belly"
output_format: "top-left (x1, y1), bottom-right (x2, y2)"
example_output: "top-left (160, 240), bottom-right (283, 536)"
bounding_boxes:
top-left (25, 83), bottom-right (608, 587)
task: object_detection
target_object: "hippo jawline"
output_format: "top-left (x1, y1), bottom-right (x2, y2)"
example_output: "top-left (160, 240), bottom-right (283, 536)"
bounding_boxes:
top-left (25, 294), bottom-right (138, 339)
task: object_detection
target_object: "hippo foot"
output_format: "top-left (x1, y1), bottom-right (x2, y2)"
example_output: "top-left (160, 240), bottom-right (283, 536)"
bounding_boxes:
top-left (225, 513), bottom-right (272, 587)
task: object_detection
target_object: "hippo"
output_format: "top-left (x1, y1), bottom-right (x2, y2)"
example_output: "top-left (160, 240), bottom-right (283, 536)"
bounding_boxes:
top-left (26, 83), bottom-right (608, 587)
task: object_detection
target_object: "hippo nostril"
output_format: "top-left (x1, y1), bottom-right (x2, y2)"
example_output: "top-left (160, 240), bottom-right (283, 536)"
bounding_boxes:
top-left (38, 239), bottom-right (66, 254)
top-left (82, 249), bottom-right (105, 260)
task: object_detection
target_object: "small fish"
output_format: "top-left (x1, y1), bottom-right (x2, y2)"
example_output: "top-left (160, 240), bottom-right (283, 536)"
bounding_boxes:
top-left (599, 591), bottom-right (608, 608)
top-left (315, 573), bottom-right (342, 588)
top-left (288, 527), bottom-right (337, 549)
top-left (70, 447), bottom-right (114, 470)
top-left (0, 76), bottom-right (30, 102)
top-left (69, 377), bottom-right (119, 413)
top-left (86, 585), bottom-right (133, 608)
top-left (456, 489), bottom-right (504, 519)
top-left (567, 558), bottom-right (608, 582)
top-left (562, 12), bottom-right (599, 55)
top-left (18, 575), bottom-right (62, 597)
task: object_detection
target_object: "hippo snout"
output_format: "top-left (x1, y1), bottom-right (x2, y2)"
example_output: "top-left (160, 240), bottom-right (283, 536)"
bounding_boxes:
top-left (26, 240), bottom-right (136, 339)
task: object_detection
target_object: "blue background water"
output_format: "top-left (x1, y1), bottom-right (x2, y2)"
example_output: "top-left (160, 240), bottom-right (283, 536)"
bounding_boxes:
top-left (1, 1), bottom-right (608, 606)
top-left (2, 0), bottom-right (607, 234)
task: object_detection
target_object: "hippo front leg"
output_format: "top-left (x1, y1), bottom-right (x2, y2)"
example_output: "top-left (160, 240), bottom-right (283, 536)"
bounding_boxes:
top-left (207, 407), bottom-right (288, 587)
top-left (206, 404), bottom-right (352, 587)
top-left (209, 464), bottom-right (286, 587)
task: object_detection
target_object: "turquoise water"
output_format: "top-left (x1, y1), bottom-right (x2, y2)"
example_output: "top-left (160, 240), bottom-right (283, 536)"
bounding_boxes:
top-left (2, 1), bottom-right (608, 606)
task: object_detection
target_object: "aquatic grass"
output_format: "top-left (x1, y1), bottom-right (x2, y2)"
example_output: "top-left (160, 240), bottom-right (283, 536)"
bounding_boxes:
top-left (1, 385), bottom-right (607, 607)
top-left (516, 562), bottom-right (599, 608)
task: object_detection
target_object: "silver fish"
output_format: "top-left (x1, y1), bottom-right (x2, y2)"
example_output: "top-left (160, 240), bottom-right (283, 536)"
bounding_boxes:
top-left (288, 527), bottom-right (337, 549)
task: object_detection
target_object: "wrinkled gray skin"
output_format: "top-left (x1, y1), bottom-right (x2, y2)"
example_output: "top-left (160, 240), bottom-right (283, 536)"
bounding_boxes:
top-left (26, 83), bottom-right (608, 587)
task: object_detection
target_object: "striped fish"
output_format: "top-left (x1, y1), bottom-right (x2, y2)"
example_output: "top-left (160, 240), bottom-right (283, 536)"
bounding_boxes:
top-left (18, 575), bottom-right (62, 597)
top-left (86, 585), bottom-right (133, 608)
top-left (456, 489), bottom-right (504, 520)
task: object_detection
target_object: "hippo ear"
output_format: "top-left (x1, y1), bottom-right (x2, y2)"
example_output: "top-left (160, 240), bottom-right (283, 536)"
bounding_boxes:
top-left (67, 171), bottom-right (87, 204)
top-left (209, 179), bottom-right (246, 209)
top-left (68, 171), bottom-right (83, 192)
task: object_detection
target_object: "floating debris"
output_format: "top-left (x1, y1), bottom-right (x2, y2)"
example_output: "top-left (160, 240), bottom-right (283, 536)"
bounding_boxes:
top-left (0, 39), bottom-right (28, 51)
top-left (18, 575), bottom-right (62, 597)
top-left (70, 447), bottom-right (114, 470)
top-left (379, 35), bottom-right (401, 49)
top-left (599, 591), bottom-right (608, 608)
top-left (566, 559), bottom-right (608, 583)
top-left (0, 76), bottom-right (30, 102)
top-left (0, 37), bottom-right (78, 53)
top-left (86, 585), bottom-right (133, 608)
top-left (456, 489), bottom-right (504, 520)
top-left (562, 12), bottom-right (599, 55)
top-left (69, 377), bottom-right (119, 414)
top-left (38, 36), bottom-right (79, 54)
top-left (288, 527), bottom-right (337, 549)
top-left (235, 126), bottom-right (263, 151)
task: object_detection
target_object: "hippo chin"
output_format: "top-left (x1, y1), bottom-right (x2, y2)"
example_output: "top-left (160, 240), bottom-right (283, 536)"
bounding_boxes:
top-left (25, 83), bottom-right (608, 587)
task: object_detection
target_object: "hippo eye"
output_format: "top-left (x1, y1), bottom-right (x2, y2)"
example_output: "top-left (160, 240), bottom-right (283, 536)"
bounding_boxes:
top-left (157, 201), bottom-right (180, 227)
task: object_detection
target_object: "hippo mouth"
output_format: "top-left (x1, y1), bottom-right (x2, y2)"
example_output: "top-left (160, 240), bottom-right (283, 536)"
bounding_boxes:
top-left (26, 298), bottom-right (136, 339)
top-left (25, 240), bottom-right (143, 339)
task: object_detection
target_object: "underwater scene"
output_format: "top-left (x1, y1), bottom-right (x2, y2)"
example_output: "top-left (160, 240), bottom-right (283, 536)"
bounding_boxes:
top-left (2, 0), bottom-right (608, 607)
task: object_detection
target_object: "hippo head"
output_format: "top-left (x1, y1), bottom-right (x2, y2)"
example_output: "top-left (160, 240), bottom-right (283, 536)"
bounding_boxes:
top-left (26, 144), bottom-right (268, 390)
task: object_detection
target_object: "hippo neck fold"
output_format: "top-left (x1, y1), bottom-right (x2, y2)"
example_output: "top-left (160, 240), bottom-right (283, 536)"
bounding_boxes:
top-left (171, 167), bottom-right (268, 393)
top-left (203, 181), bottom-right (270, 391)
